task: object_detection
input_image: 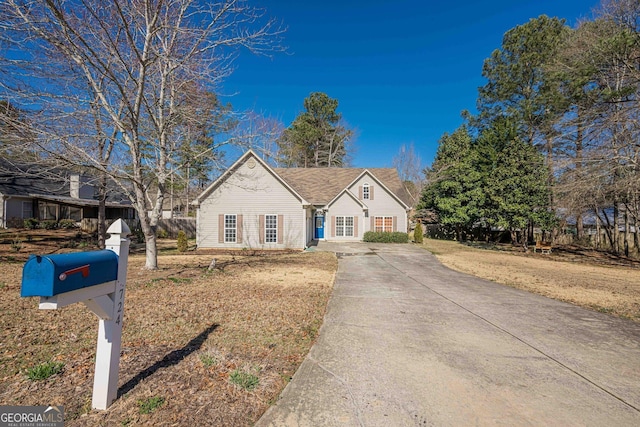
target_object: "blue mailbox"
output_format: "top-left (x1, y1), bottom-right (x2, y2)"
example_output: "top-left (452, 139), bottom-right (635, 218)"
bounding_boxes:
top-left (21, 250), bottom-right (119, 297)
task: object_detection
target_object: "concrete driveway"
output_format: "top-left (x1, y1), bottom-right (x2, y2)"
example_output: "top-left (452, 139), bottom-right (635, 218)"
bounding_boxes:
top-left (257, 242), bottom-right (640, 426)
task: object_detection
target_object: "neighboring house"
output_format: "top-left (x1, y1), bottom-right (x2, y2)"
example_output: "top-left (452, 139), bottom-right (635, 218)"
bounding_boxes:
top-left (0, 162), bottom-right (135, 228)
top-left (193, 150), bottom-right (412, 249)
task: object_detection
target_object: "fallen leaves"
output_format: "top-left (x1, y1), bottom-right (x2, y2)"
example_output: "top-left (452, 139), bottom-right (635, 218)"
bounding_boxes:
top-left (1, 250), bottom-right (337, 426)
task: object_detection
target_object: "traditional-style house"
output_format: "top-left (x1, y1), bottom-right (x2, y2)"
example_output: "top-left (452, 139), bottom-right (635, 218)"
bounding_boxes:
top-left (193, 150), bottom-right (412, 249)
top-left (0, 162), bottom-right (135, 229)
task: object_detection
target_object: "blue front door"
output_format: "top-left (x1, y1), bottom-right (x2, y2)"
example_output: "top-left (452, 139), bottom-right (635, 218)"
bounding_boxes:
top-left (314, 214), bottom-right (325, 239)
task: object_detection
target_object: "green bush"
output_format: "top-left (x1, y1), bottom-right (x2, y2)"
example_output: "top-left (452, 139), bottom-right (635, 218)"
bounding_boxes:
top-left (58, 219), bottom-right (78, 229)
top-left (39, 219), bottom-right (58, 230)
top-left (177, 230), bottom-right (188, 252)
top-left (362, 231), bottom-right (409, 243)
top-left (24, 218), bottom-right (39, 229)
top-left (413, 222), bottom-right (424, 244)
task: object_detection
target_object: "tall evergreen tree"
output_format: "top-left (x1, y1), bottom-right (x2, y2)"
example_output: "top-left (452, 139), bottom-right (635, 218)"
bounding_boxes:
top-left (477, 15), bottom-right (571, 149)
top-left (418, 126), bottom-right (484, 241)
top-left (484, 132), bottom-right (555, 245)
top-left (277, 92), bottom-right (353, 167)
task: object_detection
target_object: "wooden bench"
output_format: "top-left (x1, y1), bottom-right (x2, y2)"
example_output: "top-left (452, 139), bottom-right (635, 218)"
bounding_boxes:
top-left (533, 241), bottom-right (552, 254)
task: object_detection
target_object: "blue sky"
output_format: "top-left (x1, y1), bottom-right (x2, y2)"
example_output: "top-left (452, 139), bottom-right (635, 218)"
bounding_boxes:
top-left (222, 0), bottom-right (600, 169)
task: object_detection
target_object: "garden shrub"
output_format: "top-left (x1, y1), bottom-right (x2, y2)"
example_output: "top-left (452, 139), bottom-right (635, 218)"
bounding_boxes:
top-left (362, 231), bottom-right (409, 243)
top-left (177, 230), bottom-right (188, 252)
top-left (58, 219), bottom-right (78, 229)
top-left (24, 218), bottom-right (39, 229)
top-left (39, 219), bottom-right (58, 230)
top-left (414, 222), bottom-right (424, 244)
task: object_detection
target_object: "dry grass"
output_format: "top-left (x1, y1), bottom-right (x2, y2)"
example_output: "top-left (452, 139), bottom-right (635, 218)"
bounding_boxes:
top-left (0, 230), bottom-right (337, 426)
top-left (421, 239), bottom-right (640, 321)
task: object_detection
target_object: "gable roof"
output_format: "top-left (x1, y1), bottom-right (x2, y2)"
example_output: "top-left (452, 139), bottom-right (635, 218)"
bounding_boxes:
top-left (326, 187), bottom-right (369, 209)
top-left (194, 150), bottom-right (308, 206)
top-left (273, 167), bottom-right (413, 207)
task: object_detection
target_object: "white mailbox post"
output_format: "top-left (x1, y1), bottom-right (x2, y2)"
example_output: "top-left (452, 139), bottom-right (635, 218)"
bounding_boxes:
top-left (91, 219), bottom-right (130, 410)
top-left (20, 219), bottom-right (131, 410)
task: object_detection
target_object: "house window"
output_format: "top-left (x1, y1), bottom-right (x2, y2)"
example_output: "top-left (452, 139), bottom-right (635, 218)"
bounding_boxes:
top-left (39, 202), bottom-right (59, 220)
top-left (22, 201), bottom-right (33, 219)
top-left (69, 206), bottom-right (82, 221)
top-left (363, 183), bottom-right (370, 200)
top-left (375, 216), bottom-right (393, 232)
top-left (265, 214), bottom-right (277, 243)
top-left (336, 216), bottom-right (354, 237)
top-left (224, 214), bottom-right (237, 243)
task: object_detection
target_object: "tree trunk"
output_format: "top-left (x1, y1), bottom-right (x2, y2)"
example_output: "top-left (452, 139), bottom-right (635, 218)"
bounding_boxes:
top-left (599, 208), bottom-right (616, 252)
top-left (510, 229), bottom-right (518, 245)
top-left (576, 213), bottom-right (584, 242)
top-left (134, 180), bottom-right (159, 270)
top-left (624, 207), bottom-right (630, 257)
top-left (575, 112), bottom-right (584, 241)
top-left (145, 232), bottom-right (158, 270)
top-left (139, 215), bottom-right (158, 270)
top-left (595, 208), bottom-right (601, 250)
top-left (613, 202), bottom-right (620, 255)
top-left (97, 172), bottom-right (107, 249)
top-left (633, 213), bottom-right (639, 258)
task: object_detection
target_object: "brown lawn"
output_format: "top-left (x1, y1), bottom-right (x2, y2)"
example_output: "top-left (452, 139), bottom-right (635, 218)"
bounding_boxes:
top-left (420, 239), bottom-right (640, 321)
top-left (0, 229), bottom-right (337, 426)
top-left (2, 228), bottom-right (639, 426)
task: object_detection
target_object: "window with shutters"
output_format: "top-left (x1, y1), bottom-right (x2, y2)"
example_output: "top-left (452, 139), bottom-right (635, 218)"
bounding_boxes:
top-left (363, 183), bottom-right (370, 200)
top-left (224, 214), bottom-right (236, 243)
top-left (265, 214), bottom-right (277, 243)
top-left (335, 216), bottom-right (354, 237)
top-left (375, 216), bottom-right (393, 232)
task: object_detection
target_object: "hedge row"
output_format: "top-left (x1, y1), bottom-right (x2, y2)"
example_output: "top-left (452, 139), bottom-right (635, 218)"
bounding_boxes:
top-left (23, 218), bottom-right (78, 230)
top-left (362, 231), bottom-right (409, 243)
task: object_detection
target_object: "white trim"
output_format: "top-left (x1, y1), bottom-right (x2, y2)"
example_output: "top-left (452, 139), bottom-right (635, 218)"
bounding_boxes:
top-left (326, 188), bottom-right (368, 209)
top-left (224, 214), bottom-right (237, 243)
top-left (265, 213), bottom-right (277, 243)
top-left (345, 170), bottom-right (411, 209)
top-left (335, 215), bottom-right (355, 237)
top-left (374, 216), bottom-right (394, 233)
top-left (193, 150), bottom-right (309, 206)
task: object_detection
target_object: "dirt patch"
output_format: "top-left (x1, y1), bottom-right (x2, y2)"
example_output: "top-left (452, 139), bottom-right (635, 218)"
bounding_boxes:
top-left (421, 239), bottom-right (640, 321)
top-left (0, 234), bottom-right (337, 426)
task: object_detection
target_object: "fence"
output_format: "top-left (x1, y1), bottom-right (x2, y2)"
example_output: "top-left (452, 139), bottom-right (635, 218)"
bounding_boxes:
top-left (156, 218), bottom-right (196, 239)
top-left (81, 218), bottom-right (196, 239)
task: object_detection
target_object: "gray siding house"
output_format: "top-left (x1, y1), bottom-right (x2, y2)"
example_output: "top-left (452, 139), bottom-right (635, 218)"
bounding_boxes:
top-left (0, 162), bottom-right (135, 228)
top-left (194, 150), bottom-right (412, 249)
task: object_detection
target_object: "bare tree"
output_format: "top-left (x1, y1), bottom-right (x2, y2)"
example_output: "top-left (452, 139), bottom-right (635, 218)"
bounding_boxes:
top-left (392, 143), bottom-right (424, 203)
top-left (236, 111), bottom-right (284, 165)
top-left (1, 0), bottom-right (284, 268)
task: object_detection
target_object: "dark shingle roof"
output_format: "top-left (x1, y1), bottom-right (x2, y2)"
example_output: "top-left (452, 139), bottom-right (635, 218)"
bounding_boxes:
top-left (273, 167), bottom-right (413, 207)
top-left (0, 161), bottom-right (69, 197)
top-left (0, 159), bottom-right (131, 205)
